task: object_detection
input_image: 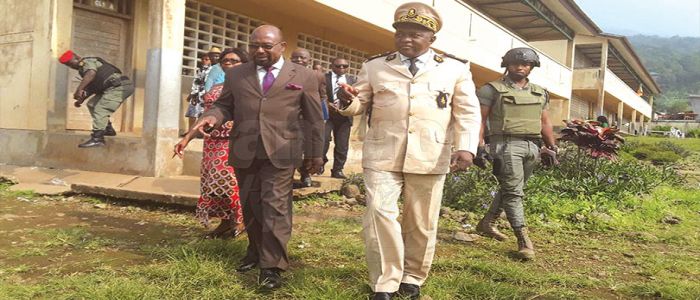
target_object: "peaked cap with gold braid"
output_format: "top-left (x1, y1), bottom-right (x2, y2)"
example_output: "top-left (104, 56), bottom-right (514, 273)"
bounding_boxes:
top-left (392, 2), bottom-right (442, 33)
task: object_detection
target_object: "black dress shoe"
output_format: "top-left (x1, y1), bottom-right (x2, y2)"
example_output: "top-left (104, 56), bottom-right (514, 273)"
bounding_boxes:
top-left (259, 268), bottom-right (282, 289)
top-left (331, 170), bottom-right (347, 179)
top-left (372, 292), bottom-right (393, 300)
top-left (397, 283), bottom-right (420, 299)
top-left (236, 261), bottom-right (257, 273)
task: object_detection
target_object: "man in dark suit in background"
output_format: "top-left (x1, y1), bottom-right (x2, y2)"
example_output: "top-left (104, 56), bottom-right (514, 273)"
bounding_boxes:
top-left (194, 25), bottom-right (324, 290)
top-left (324, 57), bottom-right (357, 179)
top-left (291, 48), bottom-right (329, 187)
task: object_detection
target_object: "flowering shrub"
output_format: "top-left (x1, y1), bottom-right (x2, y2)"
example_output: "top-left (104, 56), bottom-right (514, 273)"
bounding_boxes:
top-left (558, 120), bottom-right (625, 159)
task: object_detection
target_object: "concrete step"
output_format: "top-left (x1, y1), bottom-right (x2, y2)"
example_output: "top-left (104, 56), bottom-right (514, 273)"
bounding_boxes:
top-left (1, 164), bottom-right (350, 207)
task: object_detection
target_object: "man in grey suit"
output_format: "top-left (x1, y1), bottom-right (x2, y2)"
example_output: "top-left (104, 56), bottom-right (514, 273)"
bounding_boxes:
top-left (194, 25), bottom-right (324, 290)
top-left (323, 57), bottom-right (357, 179)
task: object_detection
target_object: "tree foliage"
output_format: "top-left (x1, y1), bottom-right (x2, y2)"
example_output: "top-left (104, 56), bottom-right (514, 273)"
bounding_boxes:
top-left (629, 35), bottom-right (700, 113)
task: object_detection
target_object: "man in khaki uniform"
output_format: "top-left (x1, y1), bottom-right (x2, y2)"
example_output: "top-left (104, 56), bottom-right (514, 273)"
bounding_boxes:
top-left (337, 3), bottom-right (481, 299)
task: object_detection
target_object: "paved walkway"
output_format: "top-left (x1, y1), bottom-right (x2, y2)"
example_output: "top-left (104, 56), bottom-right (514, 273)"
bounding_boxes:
top-left (0, 163), bottom-right (351, 206)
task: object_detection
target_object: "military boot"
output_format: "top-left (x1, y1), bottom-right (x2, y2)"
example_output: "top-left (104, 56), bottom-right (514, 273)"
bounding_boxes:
top-left (476, 213), bottom-right (508, 241)
top-left (513, 227), bottom-right (535, 260)
top-left (78, 130), bottom-right (106, 148)
top-left (104, 122), bottom-right (117, 136)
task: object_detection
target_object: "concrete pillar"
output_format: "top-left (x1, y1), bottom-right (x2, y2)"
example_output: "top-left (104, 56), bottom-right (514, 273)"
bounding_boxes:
top-left (631, 110), bottom-right (637, 135)
top-left (143, 0), bottom-right (185, 177)
top-left (565, 39), bottom-right (575, 69)
top-left (616, 101), bottom-right (624, 129)
top-left (596, 42), bottom-right (609, 116)
top-left (47, 0), bottom-right (74, 131)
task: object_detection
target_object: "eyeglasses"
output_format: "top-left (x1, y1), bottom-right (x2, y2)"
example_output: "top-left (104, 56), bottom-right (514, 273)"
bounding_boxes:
top-left (248, 41), bottom-right (282, 50)
top-left (221, 58), bottom-right (241, 64)
top-left (334, 64), bottom-right (349, 69)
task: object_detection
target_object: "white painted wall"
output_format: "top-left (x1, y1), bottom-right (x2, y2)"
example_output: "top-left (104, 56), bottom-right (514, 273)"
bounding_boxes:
top-left (314, 0), bottom-right (573, 99)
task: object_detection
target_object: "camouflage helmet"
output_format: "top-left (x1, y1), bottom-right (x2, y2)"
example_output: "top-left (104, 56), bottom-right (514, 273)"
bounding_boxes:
top-left (501, 47), bottom-right (540, 68)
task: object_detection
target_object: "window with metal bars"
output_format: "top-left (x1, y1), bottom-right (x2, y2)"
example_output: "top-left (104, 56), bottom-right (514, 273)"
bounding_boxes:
top-left (297, 33), bottom-right (367, 76)
top-left (182, 0), bottom-right (264, 76)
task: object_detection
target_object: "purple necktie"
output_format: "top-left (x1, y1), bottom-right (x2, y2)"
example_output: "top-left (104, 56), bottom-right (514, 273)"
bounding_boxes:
top-left (262, 66), bottom-right (275, 94)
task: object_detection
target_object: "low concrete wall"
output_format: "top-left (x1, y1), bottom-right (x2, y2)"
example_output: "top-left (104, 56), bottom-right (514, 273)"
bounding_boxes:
top-left (0, 129), bottom-right (153, 176)
top-left (649, 121), bottom-right (700, 131)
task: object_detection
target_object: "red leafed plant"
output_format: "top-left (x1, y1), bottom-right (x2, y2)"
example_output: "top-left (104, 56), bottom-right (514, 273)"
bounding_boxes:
top-left (558, 120), bottom-right (625, 159)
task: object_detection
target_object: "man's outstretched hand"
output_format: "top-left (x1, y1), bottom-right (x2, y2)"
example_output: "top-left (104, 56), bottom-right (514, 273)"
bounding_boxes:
top-left (450, 150), bottom-right (474, 172)
top-left (336, 83), bottom-right (358, 106)
top-left (192, 115), bottom-right (218, 137)
top-left (304, 157), bottom-right (324, 175)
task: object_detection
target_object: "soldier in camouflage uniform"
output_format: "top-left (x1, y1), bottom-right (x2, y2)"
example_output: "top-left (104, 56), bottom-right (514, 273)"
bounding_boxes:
top-left (59, 50), bottom-right (134, 148)
top-left (475, 47), bottom-right (557, 260)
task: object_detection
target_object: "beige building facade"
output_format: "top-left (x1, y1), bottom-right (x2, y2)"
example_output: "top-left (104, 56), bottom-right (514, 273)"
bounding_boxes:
top-left (0, 0), bottom-right (660, 177)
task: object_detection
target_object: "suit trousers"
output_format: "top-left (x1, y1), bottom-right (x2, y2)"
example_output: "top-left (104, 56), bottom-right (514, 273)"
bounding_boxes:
top-left (234, 156), bottom-right (295, 271)
top-left (362, 168), bottom-right (446, 292)
top-left (323, 113), bottom-right (351, 172)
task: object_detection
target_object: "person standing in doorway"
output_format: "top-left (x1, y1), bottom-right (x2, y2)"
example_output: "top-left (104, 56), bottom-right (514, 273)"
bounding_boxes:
top-left (475, 47), bottom-right (557, 261)
top-left (59, 50), bottom-right (134, 148)
top-left (323, 57), bottom-right (357, 179)
top-left (336, 3), bottom-right (481, 298)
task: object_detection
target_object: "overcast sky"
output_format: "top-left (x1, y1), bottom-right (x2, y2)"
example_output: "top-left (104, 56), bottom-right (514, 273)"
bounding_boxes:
top-left (576, 0), bottom-right (700, 37)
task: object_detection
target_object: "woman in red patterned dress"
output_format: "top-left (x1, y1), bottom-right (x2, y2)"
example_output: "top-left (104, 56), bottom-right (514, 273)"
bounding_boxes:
top-left (174, 48), bottom-right (249, 238)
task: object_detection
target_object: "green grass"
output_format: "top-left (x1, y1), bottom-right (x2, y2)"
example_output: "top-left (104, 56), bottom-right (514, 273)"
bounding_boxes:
top-left (2, 193), bottom-right (699, 299)
top-left (627, 136), bottom-right (700, 152)
top-left (1, 163), bottom-right (700, 299)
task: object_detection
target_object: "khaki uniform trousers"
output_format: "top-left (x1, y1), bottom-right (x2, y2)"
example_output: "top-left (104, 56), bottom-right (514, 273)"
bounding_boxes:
top-left (362, 168), bottom-right (446, 292)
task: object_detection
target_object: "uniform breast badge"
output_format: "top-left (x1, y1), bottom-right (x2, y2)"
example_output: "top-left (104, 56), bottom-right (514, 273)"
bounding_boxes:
top-left (436, 92), bottom-right (448, 108)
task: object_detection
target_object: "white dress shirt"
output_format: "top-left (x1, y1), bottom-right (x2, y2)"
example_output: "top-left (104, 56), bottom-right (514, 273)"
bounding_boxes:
top-left (398, 49), bottom-right (434, 72)
top-left (331, 72), bottom-right (347, 103)
top-left (256, 57), bottom-right (285, 89)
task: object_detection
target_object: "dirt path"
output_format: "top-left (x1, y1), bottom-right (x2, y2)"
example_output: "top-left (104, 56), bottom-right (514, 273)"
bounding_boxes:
top-left (0, 194), bottom-right (196, 281)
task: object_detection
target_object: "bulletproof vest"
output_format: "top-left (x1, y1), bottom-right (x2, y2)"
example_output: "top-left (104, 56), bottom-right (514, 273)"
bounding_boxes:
top-left (487, 79), bottom-right (546, 137)
top-left (79, 57), bottom-right (122, 94)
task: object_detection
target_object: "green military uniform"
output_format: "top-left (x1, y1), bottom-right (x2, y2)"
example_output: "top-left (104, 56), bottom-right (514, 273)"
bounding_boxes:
top-left (478, 76), bottom-right (548, 229)
top-left (79, 58), bottom-right (134, 131)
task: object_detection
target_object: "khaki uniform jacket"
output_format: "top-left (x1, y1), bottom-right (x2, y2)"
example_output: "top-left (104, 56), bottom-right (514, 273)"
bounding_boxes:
top-left (339, 50), bottom-right (481, 174)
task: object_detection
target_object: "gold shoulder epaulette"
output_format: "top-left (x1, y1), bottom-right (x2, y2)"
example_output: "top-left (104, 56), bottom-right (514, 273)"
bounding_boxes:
top-left (365, 51), bottom-right (394, 62)
top-left (443, 53), bottom-right (469, 64)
